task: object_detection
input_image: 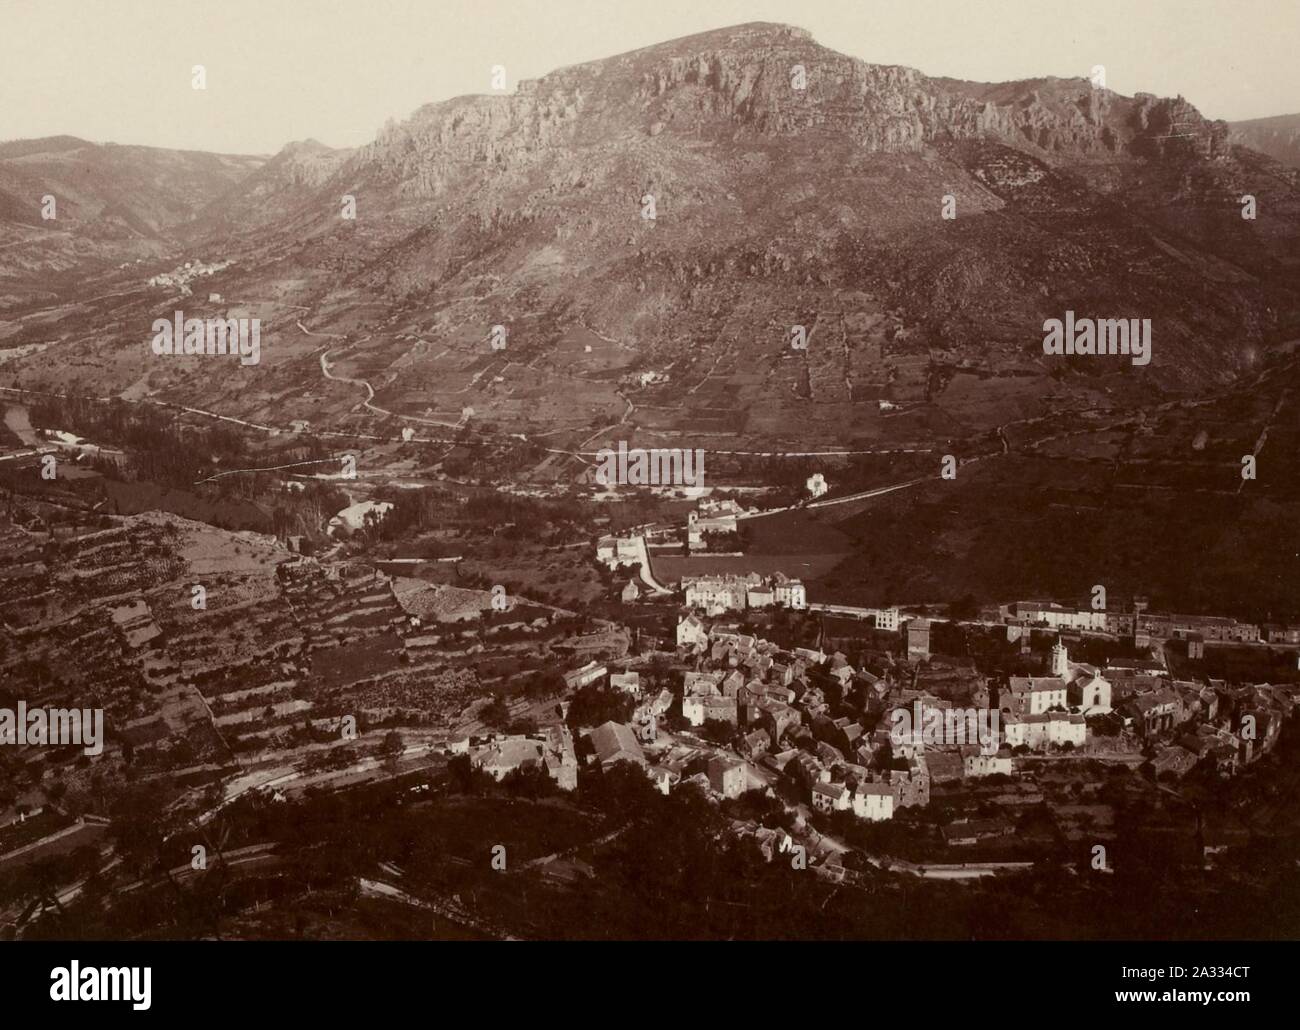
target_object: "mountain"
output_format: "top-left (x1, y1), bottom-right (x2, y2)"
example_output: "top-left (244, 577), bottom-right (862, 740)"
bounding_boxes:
top-left (232, 25), bottom-right (1295, 409)
top-left (5, 23), bottom-right (1300, 448)
top-left (0, 136), bottom-right (264, 308)
top-left (1229, 113), bottom-right (1300, 169)
top-left (191, 138), bottom-right (352, 241)
top-left (0, 135), bottom-right (263, 235)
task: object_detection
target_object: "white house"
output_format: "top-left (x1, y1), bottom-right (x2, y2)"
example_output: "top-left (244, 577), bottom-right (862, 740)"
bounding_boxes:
top-left (610, 671), bottom-right (641, 696)
top-left (1005, 676), bottom-right (1068, 716)
top-left (1013, 602), bottom-right (1107, 633)
top-left (683, 694), bottom-right (738, 727)
top-left (687, 509), bottom-right (738, 551)
top-left (563, 661), bottom-right (606, 690)
top-left (676, 614), bottom-right (709, 650)
top-left (811, 781), bottom-right (850, 813)
top-left (747, 585), bottom-right (775, 608)
top-left (683, 671), bottom-right (723, 697)
top-left (684, 575), bottom-right (749, 614)
top-left (852, 782), bottom-right (895, 821)
top-left (962, 746), bottom-right (1013, 777)
top-left (1003, 712), bottom-right (1087, 750)
top-left (872, 607), bottom-right (901, 632)
top-left (596, 535), bottom-right (641, 569)
top-left (773, 579), bottom-right (807, 610)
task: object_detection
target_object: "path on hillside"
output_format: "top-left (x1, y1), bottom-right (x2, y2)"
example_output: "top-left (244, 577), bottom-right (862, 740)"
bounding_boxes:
top-left (319, 348), bottom-right (466, 429)
top-left (632, 536), bottom-right (672, 594)
top-left (735, 474), bottom-right (935, 521)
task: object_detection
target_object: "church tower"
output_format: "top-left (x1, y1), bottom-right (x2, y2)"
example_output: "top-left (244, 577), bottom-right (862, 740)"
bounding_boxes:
top-left (1051, 638), bottom-right (1069, 679)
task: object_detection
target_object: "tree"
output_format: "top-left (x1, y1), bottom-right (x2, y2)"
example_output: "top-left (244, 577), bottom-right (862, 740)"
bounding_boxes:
top-left (480, 697), bottom-right (512, 730)
top-left (948, 594), bottom-right (980, 621)
top-left (565, 683), bottom-right (634, 730)
top-left (700, 718), bottom-right (737, 746)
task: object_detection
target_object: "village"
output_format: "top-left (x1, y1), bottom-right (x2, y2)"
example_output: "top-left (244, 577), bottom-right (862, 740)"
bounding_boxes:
top-left (459, 592), bottom-right (1296, 873)
top-left (0, 417), bottom-right (1293, 937)
top-left (4, 457), bottom-right (1298, 912)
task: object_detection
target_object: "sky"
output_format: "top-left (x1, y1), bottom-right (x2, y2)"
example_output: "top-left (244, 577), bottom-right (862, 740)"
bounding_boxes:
top-left (1, 0), bottom-right (1296, 155)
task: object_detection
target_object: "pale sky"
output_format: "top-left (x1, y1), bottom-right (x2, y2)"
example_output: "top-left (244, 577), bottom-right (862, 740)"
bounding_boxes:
top-left (2, 0), bottom-right (1296, 155)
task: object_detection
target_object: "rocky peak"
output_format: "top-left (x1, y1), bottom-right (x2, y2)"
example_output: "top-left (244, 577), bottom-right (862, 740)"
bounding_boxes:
top-left (344, 19), bottom-right (1234, 203)
top-left (266, 139), bottom-right (351, 187)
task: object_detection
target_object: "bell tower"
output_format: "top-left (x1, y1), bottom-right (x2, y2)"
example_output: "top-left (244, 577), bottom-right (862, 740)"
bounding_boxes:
top-left (1050, 638), bottom-right (1069, 679)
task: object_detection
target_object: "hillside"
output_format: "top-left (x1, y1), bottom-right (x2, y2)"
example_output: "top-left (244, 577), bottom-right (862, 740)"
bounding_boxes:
top-left (0, 137), bottom-right (264, 309)
top-left (3, 22), bottom-right (1299, 453)
top-left (1230, 112), bottom-right (1300, 169)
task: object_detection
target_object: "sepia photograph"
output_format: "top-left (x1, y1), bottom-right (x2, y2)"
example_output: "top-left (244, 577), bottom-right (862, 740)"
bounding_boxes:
top-left (0, 0), bottom-right (1297, 1008)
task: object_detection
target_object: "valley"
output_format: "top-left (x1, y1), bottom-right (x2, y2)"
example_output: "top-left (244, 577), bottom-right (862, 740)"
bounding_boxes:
top-left (2, 13), bottom-right (1299, 951)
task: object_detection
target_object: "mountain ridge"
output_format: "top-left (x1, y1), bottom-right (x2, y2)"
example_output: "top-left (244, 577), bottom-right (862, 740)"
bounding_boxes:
top-left (1229, 112), bottom-right (1300, 169)
top-left (2, 22), bottom-right (1298, 446)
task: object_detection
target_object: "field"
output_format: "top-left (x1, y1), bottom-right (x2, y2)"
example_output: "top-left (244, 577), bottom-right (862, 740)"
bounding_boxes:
top-left (459, 545), bottom-right (606, 609)
top-left (812, 453), bottom-right (1300, 617)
